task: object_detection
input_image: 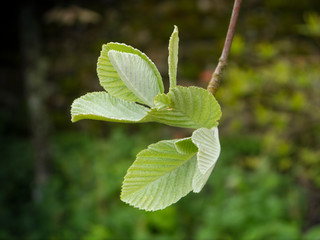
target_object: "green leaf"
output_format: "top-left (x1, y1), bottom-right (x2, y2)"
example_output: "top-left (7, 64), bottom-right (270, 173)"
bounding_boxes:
top-left (97, 43), bottom-right (163, 104)
top-left (192, 127), bottom-right (221, 174)
top-left (71, 92), bottom-right (149, 123)
top-left (149, 86), bottom-right (222, 129)
top-left (192, 164), bottom-right (214, 193)
top-left (121, 139), bottom-right (197, 211)
top-left (168, 25), bottom-right (179, 89)
top-left (97, 44), bottom-right (140, 102)
top-left (174, 137), bottom-right (198, 154)
top-left (191, 127), bottom-right (220, 193)
top-left (108, 50), bottom-right (161, 106)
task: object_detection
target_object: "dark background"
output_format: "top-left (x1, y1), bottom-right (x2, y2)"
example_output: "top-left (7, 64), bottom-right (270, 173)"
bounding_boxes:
top-left (1, 0), bottom-right (320, 239)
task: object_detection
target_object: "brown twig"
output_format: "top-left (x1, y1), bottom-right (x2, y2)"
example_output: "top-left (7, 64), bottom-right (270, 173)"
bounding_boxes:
top-left (207, 0), bottom-right (242, 94)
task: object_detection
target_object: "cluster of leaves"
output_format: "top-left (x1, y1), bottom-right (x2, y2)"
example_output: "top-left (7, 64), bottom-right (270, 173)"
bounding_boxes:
top-left (71, 26), bottom-right (222, 211)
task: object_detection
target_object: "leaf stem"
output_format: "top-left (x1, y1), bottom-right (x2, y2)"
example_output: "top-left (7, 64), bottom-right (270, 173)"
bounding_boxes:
top-left (207, 0), bottom-right (242, 95)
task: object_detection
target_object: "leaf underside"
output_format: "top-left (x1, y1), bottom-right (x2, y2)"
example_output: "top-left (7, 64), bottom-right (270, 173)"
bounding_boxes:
top-left (192, 127), bottom-right (221, 174)
top-left (149, 86), bottom-right (222, 129)
top-left (71, 92), bottom-right (149, 123)
top-left (121, 139), bottom-right (198, 211)
top-left (192, 164), bottom-right (214, 193)
top-left (191, 127), bottom-right (221, 192)
top-left (108, 50), bottom-right (161, 106)
top-left (97, 43), bottom-right (163, 103)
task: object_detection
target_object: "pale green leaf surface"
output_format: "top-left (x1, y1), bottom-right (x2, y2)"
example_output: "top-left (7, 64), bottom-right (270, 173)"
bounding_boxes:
top-left (192, 165), bottom-right (214, 193)
top-left (97, 44), bottom-right (140, 102)
top-left (106, 43), bottom-right (163, 94)
top-left (168, 25), bottom-right (179, 89)
top-left (192, 127), bottom-right (221, 175)
top-left (121, 139), bottom-right (197, 211)
top-left (174, 137), bottom-right (198, 154)
top-left (108, 50), bottom-right (161, 106)
top-left (71, 92), bottom-right (149, 123)
top-left (150, 93), bottom-right (170, 109)
top-left (149, 86), bottom-right (222, 129)
top-left (97, 43), bottom-right (163, 103)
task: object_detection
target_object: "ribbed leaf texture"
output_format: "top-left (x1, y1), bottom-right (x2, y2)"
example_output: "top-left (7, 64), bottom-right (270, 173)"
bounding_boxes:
top-left (108, 50), bottom-right (161, 106)
top-left (121, 139), bottom-right (198, 211)
top-left (192, 127), bottom-right (221, 174)
top-left (71, 92), bottom-right (149, 123)
top-left (168, 25), bottom-right (179, 89)
top-left (97, 43), bottom-right (163, 103)
top-left (72, 26), bottom-right (224, 211)
top-left (192, 165), bottom-right (214, 193)
top-left (191, 127), bottom-right (220, 193)
top-left (149, 86), bottom-right (222, 129)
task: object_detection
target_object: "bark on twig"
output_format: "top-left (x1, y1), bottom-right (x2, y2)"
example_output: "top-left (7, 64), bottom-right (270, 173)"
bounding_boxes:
top-left (207, 0), bottom-right (242, 94)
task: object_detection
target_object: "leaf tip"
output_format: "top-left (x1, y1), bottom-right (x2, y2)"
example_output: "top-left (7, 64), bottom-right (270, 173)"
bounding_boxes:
top-left (70, 101), bottom-right (77, 123)
top-left (70, 116), bottom-right (77, 123)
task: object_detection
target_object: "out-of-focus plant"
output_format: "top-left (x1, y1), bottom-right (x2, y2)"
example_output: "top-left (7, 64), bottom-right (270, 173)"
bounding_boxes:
top-left (218, 58), bottom-right (320, 186)
top-left (298, 12), bottom-right (320, 37)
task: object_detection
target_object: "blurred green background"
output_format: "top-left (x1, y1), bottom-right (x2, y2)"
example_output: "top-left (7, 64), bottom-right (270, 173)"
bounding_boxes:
top-left (1, 0), bottom-right (320, 239)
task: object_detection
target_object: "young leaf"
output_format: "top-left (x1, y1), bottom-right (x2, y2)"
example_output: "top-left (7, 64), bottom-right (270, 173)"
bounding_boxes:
top-left (97, 44), bottom-right (140, 102)
top-left (71, 92), bottom-right (149, 123)
top-left (174, 137), bottom-right (198, 154)
top-left (108, 50), bottom-right (161, 106)
top-left (192, 165), bottom-right (214, 193)
top-left (191, 127), bottom-right (220, 192)
top-left (168, 25), bottom-right (179, 89)
top-left (192, 127), bottom-right (221, 175)
top-left (149, 86), bottom-right (222, 129)
top-left (121, 139), bottom-right (198, 211)
top-left (97, 43), bottom-right (163, 103)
